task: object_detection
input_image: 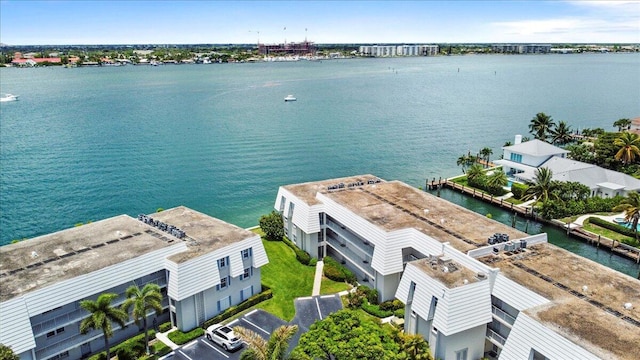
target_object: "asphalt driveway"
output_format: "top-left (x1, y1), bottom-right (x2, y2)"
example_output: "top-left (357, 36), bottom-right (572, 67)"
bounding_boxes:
top-left (170, 293), bottom-right (343, 359)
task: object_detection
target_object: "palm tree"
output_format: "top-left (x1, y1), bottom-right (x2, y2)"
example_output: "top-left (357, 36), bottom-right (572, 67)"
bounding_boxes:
top-left (503, 141), bottom-right (513, 147)
top-left (613, 118), bottom-right (632, 132)
top-left (613, 192), bottom-right (640, 240)
top-left (234, 324), bottom-right (298, 360)
top-left (486, 169), bottom-right (508, 189)
top-left (466, 164), bottom-right (485, 185)
top-left (122, 283), bottom-right (163, 355)
top-left (614, 131), bottom-right (640, 164)
top-left (479, 147), bottom-right (493, 166)
top-left (80, 293), bottom-right (128, 360)
top-left (522, 167), bottom-right (558, 203)
top-left (456, 154), bottom-right (474, 174)
top-left (528, 112), bottom-right (555, 141)
top-left (399, 333), bottom-right (433, 360)
top-left (550, 121), bottom-right (573, 145)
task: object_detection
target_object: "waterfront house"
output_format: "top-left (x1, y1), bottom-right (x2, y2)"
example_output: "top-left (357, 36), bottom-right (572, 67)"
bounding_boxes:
top-left (0, 206), bottom-right (268, 360)
top-left (495, 135), bottom-right (640, 198)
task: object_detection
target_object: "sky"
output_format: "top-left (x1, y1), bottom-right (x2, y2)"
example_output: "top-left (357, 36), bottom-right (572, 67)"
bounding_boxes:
top-left (1, 1), bottom-right (638, 45)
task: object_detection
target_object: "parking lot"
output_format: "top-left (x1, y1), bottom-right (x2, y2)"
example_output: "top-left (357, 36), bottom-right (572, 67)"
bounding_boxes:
top-left (168, 294), bottom-right (343, 359)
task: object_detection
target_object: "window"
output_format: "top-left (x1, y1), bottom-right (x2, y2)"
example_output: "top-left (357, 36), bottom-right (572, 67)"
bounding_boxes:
top-left (240, 268), bottom-right (252, 280)
top-left (455, 348), bottom-right (468, 360)
top-left (47, 327), bottom-right (65, 338)
top-left (242, 248), bottom-right (252, 259)
top-left (217, 276), bottom-right (230, 290)
top-left (531, 349), bottom-right (549, 360)
top-left (50, 351), bottom-right (69, 360)
top-left (288, 203), bottom-right (295, 219)
top-left (218, 256), bottom-right (229, 268)
top-left (280, 196), bottom-right (286, 212)
top-left (509, 153), bottom-right (523, 163)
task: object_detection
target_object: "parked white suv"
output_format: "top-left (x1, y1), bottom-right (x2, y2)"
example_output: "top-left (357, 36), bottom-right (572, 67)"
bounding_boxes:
top-left (205, 324), bottom-right (243, 351)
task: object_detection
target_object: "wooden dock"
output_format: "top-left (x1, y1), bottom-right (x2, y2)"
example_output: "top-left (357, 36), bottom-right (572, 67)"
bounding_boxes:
top-left (427, 177), bottom-right (640, 265)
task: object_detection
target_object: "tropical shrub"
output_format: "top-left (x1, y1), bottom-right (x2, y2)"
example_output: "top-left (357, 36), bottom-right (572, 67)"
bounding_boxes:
top-left (259, 210), bottom-right (284, 241)
top-left (282, 237), bottom-right (312, 265)
top-left (511, 182), bottom-right (528, 199)
top-left (588, 217), bottom-right (638, 239)
top-left (323, 256), bottom-right (357, 285)
top-left (158, 322), bottom-right (172, 333)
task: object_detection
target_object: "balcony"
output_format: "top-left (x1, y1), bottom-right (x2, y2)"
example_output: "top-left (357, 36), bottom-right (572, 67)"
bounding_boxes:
top-left (326, 220), bottom-right (374, 258)
top-left (486, 328), bottom-right (506, 348)
top-left (32, 277), bottom-right (167, 336)
top-left (492, 305), bottom-right (516, 327)
top-left (325, 236), bottom-right (374, 278)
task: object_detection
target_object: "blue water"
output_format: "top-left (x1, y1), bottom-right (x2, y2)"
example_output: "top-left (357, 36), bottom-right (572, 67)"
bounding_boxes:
top-left (1, 54), bottom-right (639, 249)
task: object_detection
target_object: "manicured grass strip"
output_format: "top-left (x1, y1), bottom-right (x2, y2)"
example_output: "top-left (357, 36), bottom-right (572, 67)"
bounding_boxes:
top-left (167, 327), bottom-right (204, 345)
top-left (257, 239), bottom-right (315, 321)
top-left (320, 277), bottom-right (351, 295)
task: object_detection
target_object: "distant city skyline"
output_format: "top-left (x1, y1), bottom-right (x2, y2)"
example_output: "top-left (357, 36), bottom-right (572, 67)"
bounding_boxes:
top-left (1, 1), bottom-right (638, 45)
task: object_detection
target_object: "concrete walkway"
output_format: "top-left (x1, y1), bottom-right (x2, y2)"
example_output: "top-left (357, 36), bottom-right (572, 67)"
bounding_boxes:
top-left (572, 212), bottom-right (625, 226)
top-left (311, 260), bottom-right (324, 296)
top-left (155, 327), bottom-right (179, 350)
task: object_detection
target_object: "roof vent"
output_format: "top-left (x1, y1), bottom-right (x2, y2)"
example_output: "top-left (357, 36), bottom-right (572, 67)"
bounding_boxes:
top-left (624, 303), bottom-right (633, 310)
top-left (477, 272), bottom-right (487, 280)
top-left (31, 251), bottom-right (38, 259)
top-left (463, 279), bottom-right (469, 285)
top-left (582, 285), bottom-right (588, 292)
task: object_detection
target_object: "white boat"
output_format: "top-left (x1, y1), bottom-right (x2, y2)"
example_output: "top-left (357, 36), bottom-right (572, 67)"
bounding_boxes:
top-left (284, 95), bottom-right (297, 102)
top-left (0, 94), bottom-right (19, 102)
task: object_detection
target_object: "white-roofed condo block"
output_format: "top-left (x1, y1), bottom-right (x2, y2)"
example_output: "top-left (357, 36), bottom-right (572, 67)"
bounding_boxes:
top-left (276, 175), bottom-right (640, 360)
top-left (0, 206), bottom-right (268, 360)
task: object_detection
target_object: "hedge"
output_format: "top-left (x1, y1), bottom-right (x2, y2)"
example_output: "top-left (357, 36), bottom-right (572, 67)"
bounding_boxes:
top-left (282, 237), bottom-right (312, 265)
top-left (87, 330), bottom-right (156, 360)
top-left (167, 327), bottom-right (204, 345)
top-left (511, 182), bottom-right (528, 200)
top-left (361, 300), bottom-right (393, 318)
top-left (588, 217), bottom-right (639, 240)
top-left (323, 256), bottom-right (357, 285)
top-left (158, 321), bottom-right (172, 333)
top-left (202, 285), bottom-right (273, 329)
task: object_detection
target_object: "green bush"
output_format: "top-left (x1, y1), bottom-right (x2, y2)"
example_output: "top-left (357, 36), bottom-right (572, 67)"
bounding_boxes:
top-left (168, 327), bottom-right (204, 345)
top-left (259, 211), bottom-right (284, 241)
top-left (393, 308), bottom-right (405, 318)
top-left (309, 257), bottom-right (318, 266)
top-left (361, 300), bottom-right (393, 318)
top-left (282, 237), bottom-right (313, 265)
top-left (87, 331), bottom-right (155, 360)
top-left (357, 285), bottom-right (378, 305)
top-left (511, 182), bottom-right (528, 200)
top-left (158, 321), bottom-right (172, 333)
top-left (153, 341), bottom-right (172, 357)
top-left (323, 256), bottom-right (357, 285)
top-left (202, 285), bottom-right (273, 329)
top-left (346, 291), bottom-right (364, 308)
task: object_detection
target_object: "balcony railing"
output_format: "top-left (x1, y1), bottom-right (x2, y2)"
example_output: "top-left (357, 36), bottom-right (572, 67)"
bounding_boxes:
top-left (32, 277), bottom-right (167, 336)
top-left (325, 236), bottom-right (374, 278)
top-left (492, 305), bottom-right (516, 326)
top-left (486, 328), bottom-right (506, 347)
top-left (326, 220), bottom-right (374, 257)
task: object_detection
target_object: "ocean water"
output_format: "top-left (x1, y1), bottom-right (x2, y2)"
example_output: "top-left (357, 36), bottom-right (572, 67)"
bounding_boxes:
top-left (1, 54), bottom-right (640, 247)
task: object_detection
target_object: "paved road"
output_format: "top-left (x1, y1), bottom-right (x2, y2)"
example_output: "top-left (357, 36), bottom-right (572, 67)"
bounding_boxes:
top-left (168, 294), bottom-right (343, 359)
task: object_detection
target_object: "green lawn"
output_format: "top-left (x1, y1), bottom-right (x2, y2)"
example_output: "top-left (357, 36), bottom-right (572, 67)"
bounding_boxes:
top-left (250, 228), bottom-right (351, 320)
top-left (256, 239), bottom-right (315, 320)
top-left (583, 222), bottom-right (639, 246)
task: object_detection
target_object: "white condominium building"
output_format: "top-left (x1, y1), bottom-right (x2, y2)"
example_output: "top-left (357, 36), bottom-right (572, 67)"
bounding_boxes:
top-left (275, 175), bottom-right (640, 359)
top-left (0, 206), bottom-right (268, 360)
top-left (359, 45), bottom-right (439, 57)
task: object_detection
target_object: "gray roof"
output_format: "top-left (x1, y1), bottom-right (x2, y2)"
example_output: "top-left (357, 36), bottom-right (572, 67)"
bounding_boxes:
top-left (503, 139), bottom-right (569, 157)
top-left (541, 157), bottom-right (640, 191)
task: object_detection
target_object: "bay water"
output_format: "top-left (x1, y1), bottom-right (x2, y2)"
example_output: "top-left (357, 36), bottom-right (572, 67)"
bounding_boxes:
top-left (2, 54), bottom-right (640, 274)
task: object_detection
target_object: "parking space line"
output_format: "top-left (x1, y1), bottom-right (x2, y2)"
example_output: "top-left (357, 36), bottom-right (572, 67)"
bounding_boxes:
top-left (200, 339), bottom-right (229, 358)
top-left (178, 350), bottom-right (193, 360)
top-left (227, 319), bottom-right (239, 326)
top-left (320, 295), bottom-right (335, 299)
top-left (315, 297), bottom-right (323, 319)
top-left (183, 340), bottom-right (197, 349)
top-left (242, 318), bottom-right (270, 335)
top-left (246, 309), bottom-right (258, 316)
top-left (298, 296), bottom-right (313, 300)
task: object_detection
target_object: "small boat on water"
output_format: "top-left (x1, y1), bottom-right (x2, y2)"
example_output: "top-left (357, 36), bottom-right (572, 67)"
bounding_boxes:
top-left (284, 95), bottom-right (297, 102)
top-left (0, 94), bottom-right (19, 102)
